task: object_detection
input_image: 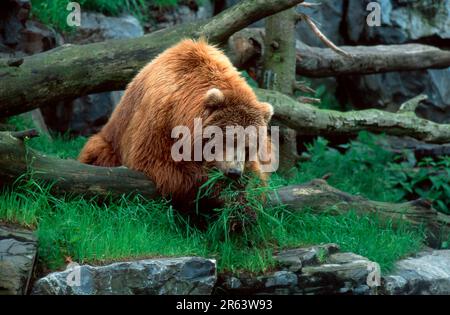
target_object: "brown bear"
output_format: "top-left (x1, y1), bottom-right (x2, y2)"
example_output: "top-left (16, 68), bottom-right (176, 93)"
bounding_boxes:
top-left (78, 38), bottom-right (274, 208)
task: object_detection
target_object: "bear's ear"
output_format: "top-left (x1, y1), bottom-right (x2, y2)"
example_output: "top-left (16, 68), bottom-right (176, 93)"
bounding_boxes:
top-left (260, 102), bottom-right (274, 123)
top-left (204, 88), bottom-right (225, 110)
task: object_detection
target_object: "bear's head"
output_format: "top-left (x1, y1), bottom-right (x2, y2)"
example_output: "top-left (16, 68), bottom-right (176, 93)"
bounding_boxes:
top-left (200, 87), bottom-right (274, 179)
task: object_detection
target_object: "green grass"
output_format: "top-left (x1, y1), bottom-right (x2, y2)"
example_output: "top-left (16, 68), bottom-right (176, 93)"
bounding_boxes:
top-left (1, 169), bottom-right (425, 274)
top-left (7, 115), bottom-right (87, 159)
top-left (0, 177), bottom-right (425, 273)
top-left (0, 118), bottom-right (429, 273)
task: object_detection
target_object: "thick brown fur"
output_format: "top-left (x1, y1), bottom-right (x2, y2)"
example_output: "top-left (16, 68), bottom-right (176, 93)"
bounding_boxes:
top-left (78, 39), bottom-right (273, 207)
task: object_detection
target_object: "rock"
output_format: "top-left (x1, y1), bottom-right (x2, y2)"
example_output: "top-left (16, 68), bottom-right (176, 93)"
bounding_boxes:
top-left (298, 252), bottom-right (378, 295)
top-left (339, 68), bottom-right (450, 123)
top-left (65, 12), bottom-right (143, 44)
top-left (0, 0), bottom-right (59, 56)
top-left (382, 250), bottom-right (450, 295)
top-left (0, 224), bottom-right (38, 295)
top-left (273, 243), bottom-right (340, 272)
top-left (31, 257), bottom-right (216, 295)
top-left (0, 0), bottom-right (31, 51)
top-left (264, 271), bottom-right (298, 288)
top-left (147, 1), bottom-right (214, 32)
top-left (42, 91), bottom-right (124, 136)
top-left (217, 244), bottom-right (380, 295)
top-left (346, 0), bottom-right (450, 44)
top-left (19, 20), bottom-right (59, 54)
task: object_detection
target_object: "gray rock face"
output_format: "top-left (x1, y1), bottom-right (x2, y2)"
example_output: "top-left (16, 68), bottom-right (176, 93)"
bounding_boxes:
top-left (382, 250), bottom-right (450, 295)
top-left (32, 257), bottom-right (216, 295)
top-left (339, 0), bottom-right (450, 123)
top-left (0, 0), bottom-right (60, 57)
top-left (149, 2), bottom-right (214, 31)
top-left (339, 68), bottom-right (450, 124)
top-left (65, 12), bottom-right (143, 44)
top-left (42, 90), bottom-right (124, 136)
top-left (0, 0), bottom-right (31, 51)
top-left (0, 224), bottom-right (37, 295)
top-left (217, 244), bottom-right (380, 295)
top-left (346, 0), bottom-right (450, 44)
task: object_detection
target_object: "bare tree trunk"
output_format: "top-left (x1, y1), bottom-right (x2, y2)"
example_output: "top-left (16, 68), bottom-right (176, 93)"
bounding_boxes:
top-left (262, 8), bottom-right (301, 173)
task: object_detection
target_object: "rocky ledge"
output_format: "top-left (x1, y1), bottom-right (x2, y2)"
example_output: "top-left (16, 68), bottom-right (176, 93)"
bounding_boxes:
top-left (0, 224), bottom-right (37, 295)
top-left (31, 257), bottom-right (217, 295)
top-left (217, 244), bottom-right (380, 295)
top-left (382, 249), bottom-right (450, 295)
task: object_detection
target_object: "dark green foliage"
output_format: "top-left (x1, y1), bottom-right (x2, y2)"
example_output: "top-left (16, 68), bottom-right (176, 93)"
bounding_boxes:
top-left (388, 157), bottom-right (450, 214)
top-left (274, 132), bottom-right (405, 203)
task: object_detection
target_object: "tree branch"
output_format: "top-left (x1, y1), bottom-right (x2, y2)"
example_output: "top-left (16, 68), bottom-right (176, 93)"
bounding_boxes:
top-left (296, 43), bottom-right (450, 77)
top-left (256, 89), bottom-right (450, 144)
top-left (200, 0), bottom-right (305, 43)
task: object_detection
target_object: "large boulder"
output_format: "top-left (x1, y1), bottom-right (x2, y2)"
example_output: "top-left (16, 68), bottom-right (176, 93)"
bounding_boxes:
top-left (339, 69), bottom-right (450, 124)
top-left (0, 0), bottom-right (59, 57)
top-left (382, 249), bottom-right (450, 295)
top-left (0, 0), bottom-right (31, 52)
top-left (0, 224), bottom-right (38, 295)
top-left (32, 257), bottom-right (216, 295)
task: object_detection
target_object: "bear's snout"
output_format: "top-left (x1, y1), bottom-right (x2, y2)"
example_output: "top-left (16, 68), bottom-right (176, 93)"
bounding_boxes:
top-left (226, 167), bottom-right (243, 179)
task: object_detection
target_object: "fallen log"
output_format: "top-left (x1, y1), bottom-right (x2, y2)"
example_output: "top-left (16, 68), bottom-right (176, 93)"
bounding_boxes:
top-left (0, 131), bottom-right (158, 199)
top-left (296, 43), bottom-right (450, 77)
top-left (0, 131), bottom-right (448, 246)
top-left (377, 135), bottom-right (450, 159)
top-left (0, 0), bottom-right (306, 117)
top-left (271, 179), bottom-right (448, 247)
top-left (227, 29), bottom-right (450, 77)
top-left (256, 90), bottom-right (450, 144)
